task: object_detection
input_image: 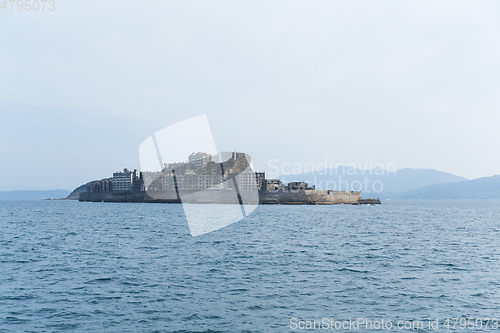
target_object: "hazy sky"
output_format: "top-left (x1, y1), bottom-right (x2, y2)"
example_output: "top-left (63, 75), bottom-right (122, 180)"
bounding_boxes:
top-left (1, 0), bottom-right (500, 190)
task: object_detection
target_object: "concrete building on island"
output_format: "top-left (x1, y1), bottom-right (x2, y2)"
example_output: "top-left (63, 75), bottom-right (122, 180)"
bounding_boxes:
top-left (188, 152), bottom-right (212, 169)
top-left (288, 181), bottom-right (315, 191)
top-left (113, 169), bottom-right (142, 192)
top-left (263, 179), bottom-right (283, 191)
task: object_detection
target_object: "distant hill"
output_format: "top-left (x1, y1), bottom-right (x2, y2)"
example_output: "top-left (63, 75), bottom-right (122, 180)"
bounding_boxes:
top-left (0, 190), bottom-right (70, 200)
top-left (65, 183), bottom-right (89, 200)
top-left (277, 167), bottom-right (467, 193)
top-left (65, 180), bottom-right (103, 200)
top-left (385, 175), bottom-right (500, 200)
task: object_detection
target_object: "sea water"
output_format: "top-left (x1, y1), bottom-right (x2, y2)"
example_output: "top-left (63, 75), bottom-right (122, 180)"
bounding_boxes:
top-left (1, 200), bottom-right (499, 332)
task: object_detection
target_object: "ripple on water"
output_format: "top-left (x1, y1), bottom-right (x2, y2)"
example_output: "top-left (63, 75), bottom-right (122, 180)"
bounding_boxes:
top-left (0, 200), bottom-right (499, 332)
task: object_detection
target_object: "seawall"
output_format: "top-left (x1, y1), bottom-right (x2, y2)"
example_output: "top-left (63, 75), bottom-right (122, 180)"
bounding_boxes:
top-left (80, 189), bottom-right (363, 205)
top-left (259, 190), bottom-right (361, 205)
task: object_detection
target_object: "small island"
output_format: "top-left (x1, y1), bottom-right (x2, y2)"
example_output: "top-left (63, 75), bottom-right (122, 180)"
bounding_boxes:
top-left (79, 152), bottom-right (380, 205)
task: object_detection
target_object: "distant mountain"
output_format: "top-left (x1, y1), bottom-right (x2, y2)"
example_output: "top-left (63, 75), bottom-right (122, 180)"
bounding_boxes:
top-left (385, 175), bottom-right (500, 200)
top-left (277, 167), bottom-right (467, 194)
top-left (0, 190), bottom-right (70, 200)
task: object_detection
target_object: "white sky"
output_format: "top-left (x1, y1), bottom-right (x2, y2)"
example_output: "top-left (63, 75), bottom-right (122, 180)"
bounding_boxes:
top-left (1, 0), bottom-right (500, 190)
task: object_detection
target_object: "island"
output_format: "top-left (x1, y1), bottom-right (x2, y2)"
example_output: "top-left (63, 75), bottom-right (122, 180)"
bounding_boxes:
top-left (79, 152), bottom-right (380, 205)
